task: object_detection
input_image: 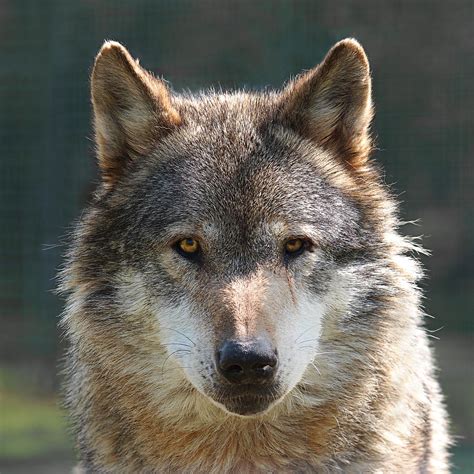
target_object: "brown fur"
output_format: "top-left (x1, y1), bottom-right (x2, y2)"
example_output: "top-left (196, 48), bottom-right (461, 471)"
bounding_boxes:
top-left (281, 39), bottom-right (373, 168)
top-left (91, 41), bottom-right (181, 187)
top-left (61, 39), bottom-right (451, 472)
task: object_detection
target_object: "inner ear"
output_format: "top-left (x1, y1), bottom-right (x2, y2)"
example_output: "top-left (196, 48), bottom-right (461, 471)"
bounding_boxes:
top-left (91, 41), bottom-right (181, 188)
top-left (279, 38), bottom-right (373, 168)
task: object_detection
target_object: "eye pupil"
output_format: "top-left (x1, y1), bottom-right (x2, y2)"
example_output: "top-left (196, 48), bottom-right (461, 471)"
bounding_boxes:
top-left (178, 238), bottom-right (199, 255)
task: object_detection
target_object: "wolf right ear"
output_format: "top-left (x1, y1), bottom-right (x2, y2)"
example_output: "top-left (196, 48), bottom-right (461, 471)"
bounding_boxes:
top-left (280, 39), bottom-right (373, 168)
top-left (91, 41), bottom-right (181, 188)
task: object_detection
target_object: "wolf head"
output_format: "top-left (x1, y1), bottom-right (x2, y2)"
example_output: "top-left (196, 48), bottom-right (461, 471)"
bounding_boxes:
top-left (64, 39), bottom-right (412, 419)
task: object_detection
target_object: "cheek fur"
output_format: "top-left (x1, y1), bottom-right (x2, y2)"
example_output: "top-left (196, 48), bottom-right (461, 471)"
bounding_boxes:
top-left (272, 292), bottom-right (325, 393)
top-left (116, 258), bottom-right (330, 399)
top-left (152, 299), bottom-right (218, 394)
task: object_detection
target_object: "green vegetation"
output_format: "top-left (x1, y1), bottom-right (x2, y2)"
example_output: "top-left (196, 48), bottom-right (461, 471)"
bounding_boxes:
top-left (0, 369), bottom-right (73, 461)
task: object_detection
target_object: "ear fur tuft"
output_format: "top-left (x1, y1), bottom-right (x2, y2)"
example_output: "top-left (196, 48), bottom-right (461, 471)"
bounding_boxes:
top-left (281, 38), bottom-right (373, 168)
top-left (91, 41), bottom-right (181, 188)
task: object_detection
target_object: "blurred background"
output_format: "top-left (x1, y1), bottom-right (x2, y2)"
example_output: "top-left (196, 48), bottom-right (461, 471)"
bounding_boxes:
top-left (1, 1), bottom-right (472, 472)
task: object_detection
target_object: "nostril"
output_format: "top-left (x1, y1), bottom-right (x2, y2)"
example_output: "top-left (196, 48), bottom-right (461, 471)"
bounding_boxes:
top-left (252, 353), bottom-right (278, 371)
top-left (226, 364), bottom-right (244, 374)
top-left (217, 339), bottom-right (278, 384)
top-left (252, 363), bottom-right (276, 379)
top-left (252, 363), bottom-right (272, 371)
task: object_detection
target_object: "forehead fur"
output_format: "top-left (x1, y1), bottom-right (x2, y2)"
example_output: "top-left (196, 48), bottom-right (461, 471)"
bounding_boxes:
top-left (109, 91), bottom-right (363, 247)
top-left (175, 90), bottom-right (280, 128)
top-left (83, 39), bottom-right (396, 277)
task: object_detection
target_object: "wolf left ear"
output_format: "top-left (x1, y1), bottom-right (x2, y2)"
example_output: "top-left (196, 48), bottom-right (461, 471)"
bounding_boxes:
top-left (280, 38), bottom-right (373, 167)
top-left (91, 41), bottom-right (181, 188)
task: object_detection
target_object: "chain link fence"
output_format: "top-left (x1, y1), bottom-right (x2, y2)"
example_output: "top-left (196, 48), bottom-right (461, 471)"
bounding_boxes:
top-left (1, 0), bottom-right (472, 469)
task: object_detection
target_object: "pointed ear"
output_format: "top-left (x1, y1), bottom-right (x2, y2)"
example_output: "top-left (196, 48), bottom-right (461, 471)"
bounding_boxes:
top-left (91, 41), bottom-right (181, 187)
top-left (280, 38), bottom-right (373, 167)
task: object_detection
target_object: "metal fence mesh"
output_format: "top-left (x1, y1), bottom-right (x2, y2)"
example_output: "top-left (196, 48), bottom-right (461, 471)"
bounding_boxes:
top-left (1, 0), bottom-right (473, 454)
top-left (3, 0), bottom-right (472, 357)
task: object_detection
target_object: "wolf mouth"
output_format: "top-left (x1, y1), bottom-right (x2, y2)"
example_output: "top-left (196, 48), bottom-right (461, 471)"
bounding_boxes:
top-left (217, 395), bottom-right (278, 416)
top-left (212, 384), bottom-right (282, 416)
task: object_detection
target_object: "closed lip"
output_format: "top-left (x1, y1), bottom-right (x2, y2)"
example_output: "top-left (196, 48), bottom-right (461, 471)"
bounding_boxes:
top-left (212, 384), bottom-right (281, 416)
top-left (215, 382), bottom-right (281, 398)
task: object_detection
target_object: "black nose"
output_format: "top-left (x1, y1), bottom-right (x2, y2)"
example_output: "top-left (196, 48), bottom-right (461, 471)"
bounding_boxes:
top-left (217, 338), bottom-right (278, 384)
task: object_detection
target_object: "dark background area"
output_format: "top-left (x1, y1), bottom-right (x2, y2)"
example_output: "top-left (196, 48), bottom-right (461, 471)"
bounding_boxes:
top-left (1, 1), bottom-right (472, 472)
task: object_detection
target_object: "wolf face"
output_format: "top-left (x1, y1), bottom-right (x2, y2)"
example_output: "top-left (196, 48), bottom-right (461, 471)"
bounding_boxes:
top-left (62, 39), bottom-right (451, 472)
top-left (67, 39), bottom-right (384, 418)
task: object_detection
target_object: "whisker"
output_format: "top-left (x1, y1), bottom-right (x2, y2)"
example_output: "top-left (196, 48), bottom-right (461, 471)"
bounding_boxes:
top-left (160, 327), bottom-right (196, 347)
top-left (427, 326), bottom-right (444, 333)
top-left (309, 362), bottom-right (321, 376)
top-left (297, 347), bottom-right (334, 358)
top-left (161, 366), bottom-right (192, 375)
top-left (294, 324), bottom-right (320, 343)
top-left (298, 338), bottom-right (319, 345)
top-left (161, 349), bottom-right (191, 375)
top-left (160, 342), bottom-right (193, 349)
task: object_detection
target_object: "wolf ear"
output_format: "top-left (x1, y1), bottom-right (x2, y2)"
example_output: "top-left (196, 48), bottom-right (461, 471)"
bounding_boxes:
top-left (91, 41), bottom-right (181, 187)
top-left (280, 38), bottom-right (373, 167)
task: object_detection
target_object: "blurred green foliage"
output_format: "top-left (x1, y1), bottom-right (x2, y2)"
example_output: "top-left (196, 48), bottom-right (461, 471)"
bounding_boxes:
top-left (1, 393), bottom-right (70, 459)
top-left (0, 369), bottom-right (73, 462)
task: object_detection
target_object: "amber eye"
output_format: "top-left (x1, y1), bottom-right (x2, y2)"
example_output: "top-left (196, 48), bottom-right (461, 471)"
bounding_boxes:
top-left (285, 238), bottom-right (304, 255)
top-left (176, 238), bottom-right (200, 256)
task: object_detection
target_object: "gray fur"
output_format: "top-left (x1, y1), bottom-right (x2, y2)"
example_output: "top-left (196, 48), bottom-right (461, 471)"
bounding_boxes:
top-left (60, 39), bottom-right (450, 472)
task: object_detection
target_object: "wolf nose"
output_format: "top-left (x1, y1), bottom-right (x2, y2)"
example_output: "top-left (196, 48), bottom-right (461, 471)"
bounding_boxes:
top-left (217, 338), bottom-right (278, 384)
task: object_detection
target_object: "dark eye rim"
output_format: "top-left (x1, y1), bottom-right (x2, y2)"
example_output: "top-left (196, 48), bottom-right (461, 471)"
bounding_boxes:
top-left (284, 237), bottom-right (312, 259)
top-left (173, 238), bottom-right (202, 261)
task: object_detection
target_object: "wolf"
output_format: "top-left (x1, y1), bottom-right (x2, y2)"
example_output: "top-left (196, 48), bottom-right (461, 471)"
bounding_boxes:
top-left (60, 38), bottom-right (450, 472)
